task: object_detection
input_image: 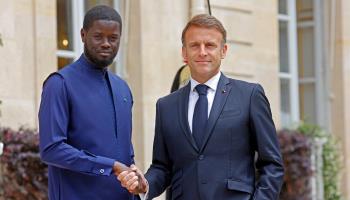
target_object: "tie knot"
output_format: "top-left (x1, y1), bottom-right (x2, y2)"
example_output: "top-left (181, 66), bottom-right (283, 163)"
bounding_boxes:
top-left (195, 84), bottom-right (208, 95)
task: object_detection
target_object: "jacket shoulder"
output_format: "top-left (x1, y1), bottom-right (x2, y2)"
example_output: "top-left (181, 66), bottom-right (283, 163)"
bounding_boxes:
top-left (228, 78), bottom-right (260, 93)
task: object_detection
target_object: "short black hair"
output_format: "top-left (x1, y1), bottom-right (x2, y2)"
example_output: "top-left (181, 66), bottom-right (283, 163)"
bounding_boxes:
top-left (83, 5), bottom-right (122, 32)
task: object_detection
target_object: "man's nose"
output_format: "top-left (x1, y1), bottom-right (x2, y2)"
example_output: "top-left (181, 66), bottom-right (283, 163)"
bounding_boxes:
top-left (199, 44), bottom-right (207, 56)
top-left (101, 38), bottom-right (111, 48)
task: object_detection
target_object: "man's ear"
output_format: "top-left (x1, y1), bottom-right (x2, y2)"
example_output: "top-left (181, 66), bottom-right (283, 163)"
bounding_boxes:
top-left (182, 46), bottom-right (188, 64)
top-left (80, 28), bottom-right (86, 43)
top-left (221, 44), bottom-right (228, 59)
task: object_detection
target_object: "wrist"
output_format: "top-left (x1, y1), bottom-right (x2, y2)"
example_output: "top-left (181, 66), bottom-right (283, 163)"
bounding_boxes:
top-left (113, 161), bottom-right (127, 175)
top-left (142, 177), bottom-right (149, 193)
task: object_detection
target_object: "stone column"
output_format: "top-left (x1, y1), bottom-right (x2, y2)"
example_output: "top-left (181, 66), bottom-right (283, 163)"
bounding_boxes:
top-left (191, 0), bottom-right (206, 17)
top-left (331, 0), bottom-right (350, 199)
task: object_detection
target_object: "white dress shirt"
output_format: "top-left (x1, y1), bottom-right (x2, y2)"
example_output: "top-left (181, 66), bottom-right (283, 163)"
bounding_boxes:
top-left (141, 72), bottom-right (221, 200)
top-left (188, 72), bottom-right (221, 132)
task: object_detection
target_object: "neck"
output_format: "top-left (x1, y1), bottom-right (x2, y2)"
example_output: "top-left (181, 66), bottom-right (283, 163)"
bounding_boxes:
top-left (191, 71), bottom-right (220, 84)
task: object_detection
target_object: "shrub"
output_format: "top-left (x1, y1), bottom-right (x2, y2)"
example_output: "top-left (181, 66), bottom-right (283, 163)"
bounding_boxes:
top-left (278, 129), bottom-right (313, 200)
top-left (0, 127), bottom-right (48, 200)
top-left (297, 123), bottom-right (343, 200)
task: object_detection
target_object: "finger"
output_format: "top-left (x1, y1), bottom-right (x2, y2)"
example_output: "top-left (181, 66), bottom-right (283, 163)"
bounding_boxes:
top-left (120, 171), bottom-right (136, 182)
top-left (126, 175), bottom-right (139, 188)
top-left (126, 172), bottom-right (138, 182)
top-left (130, 164), bottom-right (143, 175)
top-left (129, 179), bottom-right (139, 191)
top-left (129, 165), bottom-right (144, 181)
top-left (117, 171), bottom-right (129, 180)
top-left (118, 171), bottom-right (136, 187)
top-left (130, 164), bottom-right (138, 172)
top-left (119, 172), bottom-right (135, 186)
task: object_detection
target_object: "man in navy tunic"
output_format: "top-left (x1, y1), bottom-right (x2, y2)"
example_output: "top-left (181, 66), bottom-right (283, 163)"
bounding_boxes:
top-left (39, 5), bottom-right (137, 200)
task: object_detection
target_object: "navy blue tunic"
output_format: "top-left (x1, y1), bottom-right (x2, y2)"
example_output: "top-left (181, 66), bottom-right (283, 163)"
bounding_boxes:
top-left (39, 54), bottom-right (136, 200)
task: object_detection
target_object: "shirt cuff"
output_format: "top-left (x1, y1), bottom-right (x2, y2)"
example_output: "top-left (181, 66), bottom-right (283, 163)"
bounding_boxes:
top-left (92, 156), bottom-right (115, 176)
top-left (139, 180), bottom-right (149, 200)
top-left (139, 190), bottom-right (148, 200)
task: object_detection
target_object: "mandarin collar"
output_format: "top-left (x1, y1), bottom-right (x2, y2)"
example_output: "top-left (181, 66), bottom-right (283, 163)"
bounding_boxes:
top-left (77, 54), bottom-right (108, 76)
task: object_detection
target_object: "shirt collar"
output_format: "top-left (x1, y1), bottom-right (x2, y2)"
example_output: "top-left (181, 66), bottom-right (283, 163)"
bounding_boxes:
top-left (190, 71), bottom-right (221, 93)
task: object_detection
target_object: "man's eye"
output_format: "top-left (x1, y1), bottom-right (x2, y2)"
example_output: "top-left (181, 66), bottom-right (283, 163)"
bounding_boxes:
top-left (110, 37), bottom-right (119, 42)
top-left (207, 44), bottom-right (216, 47)
top-left (94, 35), bottom-right (102, 40)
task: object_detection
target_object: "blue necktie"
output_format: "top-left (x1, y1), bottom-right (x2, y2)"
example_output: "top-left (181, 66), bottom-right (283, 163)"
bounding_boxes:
top-left (192, 84), bottom-right (208, 147)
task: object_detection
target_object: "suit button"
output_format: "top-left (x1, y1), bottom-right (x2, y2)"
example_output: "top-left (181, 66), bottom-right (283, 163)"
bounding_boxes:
top-left (201, 179), bottom-right (207, 184)
top-left (99, 169), bottom-right (105, 174)
top-left (198, 155), bottom-right (204, 160)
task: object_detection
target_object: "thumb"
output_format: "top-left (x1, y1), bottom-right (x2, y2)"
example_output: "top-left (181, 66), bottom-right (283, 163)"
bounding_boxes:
top-left (130, 164), bottom-right (137, 171)
top-left (130, 164), bottom-right (142, 174)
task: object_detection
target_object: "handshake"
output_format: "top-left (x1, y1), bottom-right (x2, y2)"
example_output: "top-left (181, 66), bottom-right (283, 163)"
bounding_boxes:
top-left (113, 161), bottom-right (149, 195)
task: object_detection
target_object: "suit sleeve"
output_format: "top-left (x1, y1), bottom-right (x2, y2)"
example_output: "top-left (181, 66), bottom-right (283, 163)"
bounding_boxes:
top-left (249, 84), bottom-right (284, 200)
top-left (39, 74), bottom-right (115, 176)
top-left (145, 100), bottom-right (171, 199)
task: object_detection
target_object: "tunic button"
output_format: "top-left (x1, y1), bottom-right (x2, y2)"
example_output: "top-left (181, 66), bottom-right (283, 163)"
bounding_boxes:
top-left (198, 155), bottom-right (204, 160)
top-left (100, 169), bottom-right (105, 174)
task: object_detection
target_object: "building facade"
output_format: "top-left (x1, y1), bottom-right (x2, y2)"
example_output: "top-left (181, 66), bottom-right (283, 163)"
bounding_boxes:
top-left (0, 0), bottom-right (349, 199)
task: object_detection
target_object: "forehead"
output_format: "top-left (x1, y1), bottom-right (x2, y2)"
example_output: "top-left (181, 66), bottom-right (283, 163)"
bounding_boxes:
top-left (87, 19), bottom-right (121, 33)
top-left (184, 26), bottom-right (223, 42)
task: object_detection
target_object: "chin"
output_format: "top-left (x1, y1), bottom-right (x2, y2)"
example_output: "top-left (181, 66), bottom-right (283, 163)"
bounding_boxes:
top-left (94, 58), bottom-right (114, 67)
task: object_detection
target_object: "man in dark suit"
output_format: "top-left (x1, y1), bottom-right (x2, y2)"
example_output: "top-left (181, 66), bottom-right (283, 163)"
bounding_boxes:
top-left (119, 14), bottom-right (284, 200)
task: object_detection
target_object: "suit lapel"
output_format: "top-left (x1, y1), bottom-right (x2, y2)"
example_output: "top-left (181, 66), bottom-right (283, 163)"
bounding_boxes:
top-left (199, 74), bottom-right (231, 152)
top-left (178, 83), bottom-right (199, 152)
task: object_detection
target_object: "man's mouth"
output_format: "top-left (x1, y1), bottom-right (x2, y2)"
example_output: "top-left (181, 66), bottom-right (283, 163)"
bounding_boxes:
top-left (98, 52), bottom-right (112, 57)
top-left (195, 61), bottom-right (211, 63)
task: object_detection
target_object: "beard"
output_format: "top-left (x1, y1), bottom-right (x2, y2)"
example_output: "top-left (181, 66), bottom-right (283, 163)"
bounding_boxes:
top-left (84, 45), bottom-right (117, 68)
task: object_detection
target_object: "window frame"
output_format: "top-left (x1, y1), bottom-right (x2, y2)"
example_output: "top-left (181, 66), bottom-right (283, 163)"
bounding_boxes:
top-left (278, 0), bottom-right (300, 127)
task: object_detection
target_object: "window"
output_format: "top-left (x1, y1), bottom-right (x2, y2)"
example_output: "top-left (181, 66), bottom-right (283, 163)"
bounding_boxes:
top-left (297, 0), bottom-right (329, 128)
top-left (56, 0), bottom-right (126, 76)
top-left (278, 0), bottom-right (329, 129)
top-left (278, 0), bottom-right (300, 127)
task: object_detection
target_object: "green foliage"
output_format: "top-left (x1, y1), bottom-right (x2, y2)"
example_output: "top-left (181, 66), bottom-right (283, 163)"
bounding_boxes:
top-left (297, 122), bottom-right (343, 200)
top-left (322, 135), bottom-right (342, 200)
top-left (0, 34), bottom-right (3, 47)
top-left (0, 34), bottom-right (4, 46)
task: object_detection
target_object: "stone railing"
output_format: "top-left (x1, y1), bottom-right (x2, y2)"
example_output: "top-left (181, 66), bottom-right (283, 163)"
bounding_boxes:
top-left (310, 137), bottom-right (327, 200)
top-left (0, 140), bottom-right (3, 196)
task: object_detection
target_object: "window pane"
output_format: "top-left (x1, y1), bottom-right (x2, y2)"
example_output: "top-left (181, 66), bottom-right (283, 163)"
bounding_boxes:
top-left (58, 57), bottom-right (74, 70)
top-left (297, 0), bottom-right (313, 18)
top-left (279, 0), bottom-right (287, 15)
top-left (280, 78), bottom-right (291, 127)
top-left (299, 83), bottom-right (316, 124)
top-left (85, 0), bottom-right (114, 12)
top-left (279, 21), bottom-right (289, 73)
top-left (57, 0), bottom-right (73, 51)
top-left (298, 27), bottom-right (315, 78)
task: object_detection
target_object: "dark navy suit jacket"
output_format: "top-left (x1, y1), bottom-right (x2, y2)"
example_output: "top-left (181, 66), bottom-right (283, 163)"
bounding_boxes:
top-left (145, 74), bottom-right (284, 200)
top-left (39, 55), bottom-right (137, 200)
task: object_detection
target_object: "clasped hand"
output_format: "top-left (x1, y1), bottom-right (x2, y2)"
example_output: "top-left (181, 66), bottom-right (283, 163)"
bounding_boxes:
top-left (114, 163), bottom-right (148, 195)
